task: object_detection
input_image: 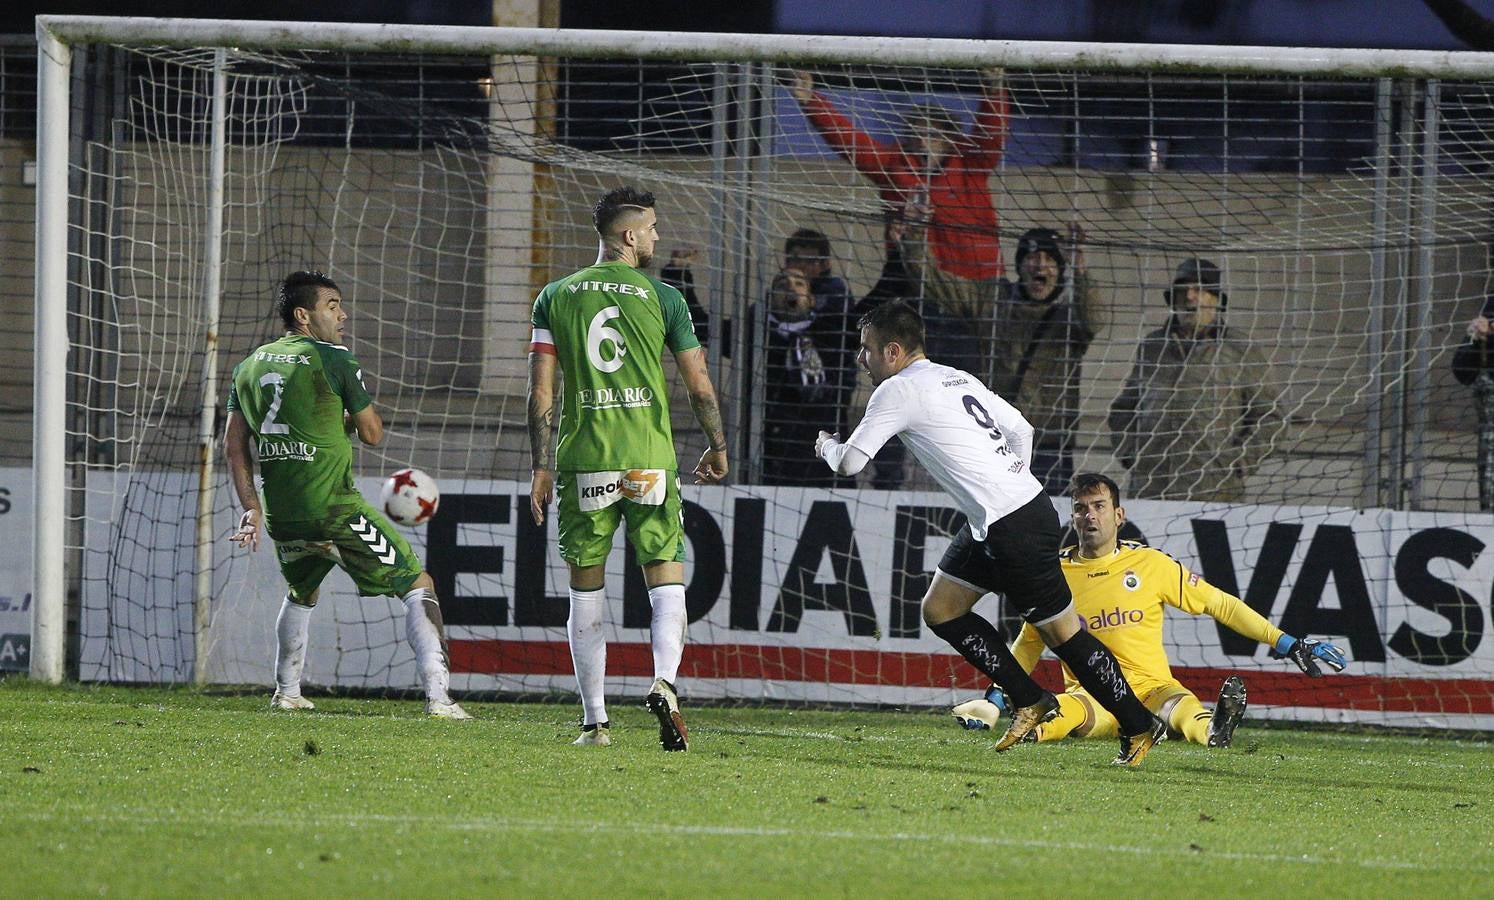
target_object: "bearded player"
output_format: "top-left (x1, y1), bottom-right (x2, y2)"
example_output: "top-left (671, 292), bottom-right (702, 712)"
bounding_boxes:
top-left (952, 472), bottom-right (1348, 746)
top-left (224, 270), bottom-right (470, 719)
top-left (816, 301), bottom-right (1166, 766)
top-left (527, 186), bottom-right (728, 751)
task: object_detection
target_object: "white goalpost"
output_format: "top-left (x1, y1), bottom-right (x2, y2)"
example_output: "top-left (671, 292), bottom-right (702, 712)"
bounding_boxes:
top-left (32, 21), bottom-right (69, 684)
top-left (32, 16), bottom-right (1494, 729)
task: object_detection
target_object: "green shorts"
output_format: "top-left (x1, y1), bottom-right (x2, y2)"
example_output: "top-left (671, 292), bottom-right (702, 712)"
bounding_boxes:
top-left (555, 469), bottom-right (686, 567)
top-left (267, 501), bottom-right (423, 602)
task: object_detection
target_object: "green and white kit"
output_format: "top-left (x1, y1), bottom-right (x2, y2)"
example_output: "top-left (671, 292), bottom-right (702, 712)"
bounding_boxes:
top-left (227, 334), bottom-right (421, 598)
top-left (531, 260), bottom-right (699, 565)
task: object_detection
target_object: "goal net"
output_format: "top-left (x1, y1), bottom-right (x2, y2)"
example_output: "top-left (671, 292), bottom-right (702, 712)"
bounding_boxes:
top-left (35, 19), bottom-right (1494, 729)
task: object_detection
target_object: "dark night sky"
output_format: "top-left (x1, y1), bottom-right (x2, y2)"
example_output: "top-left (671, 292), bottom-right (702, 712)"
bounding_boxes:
top-left (5, 1), bottom-right (773, 37)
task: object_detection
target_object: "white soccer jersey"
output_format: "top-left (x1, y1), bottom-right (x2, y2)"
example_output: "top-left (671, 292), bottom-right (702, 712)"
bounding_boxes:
top-left (844, 359), bottom-right (1044, 539)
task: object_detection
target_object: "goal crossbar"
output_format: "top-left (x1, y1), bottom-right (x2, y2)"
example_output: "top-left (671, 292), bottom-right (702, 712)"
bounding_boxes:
top-left (37, 15), bottom-right (1494, 79)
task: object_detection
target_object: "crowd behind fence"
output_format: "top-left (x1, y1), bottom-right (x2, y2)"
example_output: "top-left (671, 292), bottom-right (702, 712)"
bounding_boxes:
top-left (3, 38), bottom-right (1492, 512)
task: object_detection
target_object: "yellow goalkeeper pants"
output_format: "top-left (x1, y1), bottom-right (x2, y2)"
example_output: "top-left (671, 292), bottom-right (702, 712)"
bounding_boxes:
top-left (1035, 685), bottom-right (1211, 745)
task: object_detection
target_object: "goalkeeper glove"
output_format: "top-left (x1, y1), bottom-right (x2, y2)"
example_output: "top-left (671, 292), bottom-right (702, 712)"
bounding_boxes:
top-left (1271, 634), bottom-right (1348, 677)
top-left (951, 686), bottom-right (1011, 731)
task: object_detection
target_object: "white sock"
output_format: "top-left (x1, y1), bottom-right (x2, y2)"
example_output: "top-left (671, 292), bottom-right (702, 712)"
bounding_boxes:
top-left (274, 595), bottom-right (313, 696)
top-left (403, 587), bottom-right (451, 704)
top-left (648, 582), bottom-right (687, 685)
top-left (567, 587), bottom-right (608, 726)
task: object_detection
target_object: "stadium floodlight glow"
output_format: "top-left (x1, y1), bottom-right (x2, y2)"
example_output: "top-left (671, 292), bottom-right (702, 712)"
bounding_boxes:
top-left (32, 16), bottom-right (1494, 730)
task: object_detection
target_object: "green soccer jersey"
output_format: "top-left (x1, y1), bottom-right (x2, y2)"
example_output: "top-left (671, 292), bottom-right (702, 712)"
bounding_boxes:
top-left (225, 334), bottom-right (373, 527)
top-left (530, 260), bottom-right (700, 471)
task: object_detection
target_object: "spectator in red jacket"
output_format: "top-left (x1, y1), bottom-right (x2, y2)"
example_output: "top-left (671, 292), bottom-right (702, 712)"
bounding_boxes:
top-left (789, 69), bottom-right (1008, 331)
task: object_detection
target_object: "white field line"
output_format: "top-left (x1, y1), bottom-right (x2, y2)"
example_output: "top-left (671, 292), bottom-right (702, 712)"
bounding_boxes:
top-left (7, 806), bottom-right (1487, 874)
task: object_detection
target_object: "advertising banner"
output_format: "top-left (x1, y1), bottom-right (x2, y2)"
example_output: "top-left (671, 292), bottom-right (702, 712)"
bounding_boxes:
top-left (0, 468), bottom-right (32, 673)
top-left (80, 474), bottom-right (1494, 729)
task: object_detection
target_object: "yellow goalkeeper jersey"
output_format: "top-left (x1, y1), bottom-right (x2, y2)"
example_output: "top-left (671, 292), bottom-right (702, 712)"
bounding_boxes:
top-left (1011, 540), bottom-right (1285, 698)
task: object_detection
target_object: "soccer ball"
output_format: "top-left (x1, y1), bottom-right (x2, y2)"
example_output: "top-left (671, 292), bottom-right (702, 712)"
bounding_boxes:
top-left (380, 468), bottom-right (440, 526)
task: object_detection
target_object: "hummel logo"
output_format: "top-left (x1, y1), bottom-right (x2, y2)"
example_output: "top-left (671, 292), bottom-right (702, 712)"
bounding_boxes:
top-left (350, 515), bottom-right (397, 564)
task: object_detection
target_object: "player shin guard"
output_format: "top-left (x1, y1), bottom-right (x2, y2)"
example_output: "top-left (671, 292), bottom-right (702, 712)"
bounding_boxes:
top-left (568, 587), bottom-right (609, 727)
top-left (1049, 631), bottom-right (1153, 736)
top-left (647, 582), bottom-right (687, 684)
top-left (403, 587), bottom-right (452, 704)
top-left (928, 613), bottom-right (1045, 708)
top-left (275, 595), bottom-right (314, 696)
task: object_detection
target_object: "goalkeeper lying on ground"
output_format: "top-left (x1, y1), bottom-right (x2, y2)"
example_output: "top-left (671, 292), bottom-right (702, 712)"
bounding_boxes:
top-left (952, 472), bottom-right (1348, 747)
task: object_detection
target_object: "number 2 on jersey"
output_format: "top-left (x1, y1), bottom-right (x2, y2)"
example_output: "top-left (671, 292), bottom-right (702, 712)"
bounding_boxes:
top-left (961, 394), bottom-right (1010, 454)
top-left (259, 371), bottom-right (290, 434)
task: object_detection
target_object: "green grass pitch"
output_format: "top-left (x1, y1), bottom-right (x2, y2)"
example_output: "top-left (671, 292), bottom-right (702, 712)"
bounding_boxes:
top-left (3, 679), bottom-right (1490, 897)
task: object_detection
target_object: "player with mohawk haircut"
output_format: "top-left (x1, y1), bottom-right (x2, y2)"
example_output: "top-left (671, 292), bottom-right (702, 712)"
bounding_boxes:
top-left (528, 186), bottom-right (728, 751)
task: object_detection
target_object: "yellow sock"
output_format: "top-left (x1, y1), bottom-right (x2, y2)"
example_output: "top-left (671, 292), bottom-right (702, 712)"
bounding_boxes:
top-left (1169, 693), bottom-right (1212, 746)
top-left (1037, 692), bottom-right (1118, 741)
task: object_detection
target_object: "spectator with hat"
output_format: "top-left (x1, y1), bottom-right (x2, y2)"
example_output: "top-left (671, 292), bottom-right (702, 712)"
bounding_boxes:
top-left (989, 224), bottom-right (1105, 493)
top-left (1107, 258), bottom-right (1282, 502)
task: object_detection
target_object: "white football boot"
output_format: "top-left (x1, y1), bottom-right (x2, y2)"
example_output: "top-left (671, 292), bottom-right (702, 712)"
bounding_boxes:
top-left (270, 691), bottom-right (315, 711)
top-left (427, 699), bottom-right (473, 720)
top-left (573, 722), bottom-right (612, 747)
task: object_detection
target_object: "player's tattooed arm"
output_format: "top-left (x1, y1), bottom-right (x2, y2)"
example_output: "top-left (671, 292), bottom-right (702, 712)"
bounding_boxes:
top-left (528, 400), bottom-right (553, 470)
top-left (689, 391), bottom-right (729, 484)
top-left (526, 351), bottom-right (557, 471)
top-left (676, 348), bottom-right (726, 450)
top-left (676, 347), bottom-right (728, 483)
top-left (691, 392), bottom-right (727, 452)
top-left (527, 350), bottom-right (559, 524)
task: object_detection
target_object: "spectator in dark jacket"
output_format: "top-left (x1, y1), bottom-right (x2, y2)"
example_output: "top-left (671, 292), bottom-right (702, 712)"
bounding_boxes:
top-left (1109, 258), bottom-right (1282, 503)
top-left (1452, 298), bottom-right (1494, 511)
top-left (850, 207), bottom-right (984, 489)
top-left (989, 226), bottom-right (1104, 494)
top-left (658, 247), bottom-right (711, 346)
top-left (782, 228), bottom-right (853, 315)
top-left (1452, 300), bottom-right (1494, 386)
top-left (758, 268), bottom-right (858, 487)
